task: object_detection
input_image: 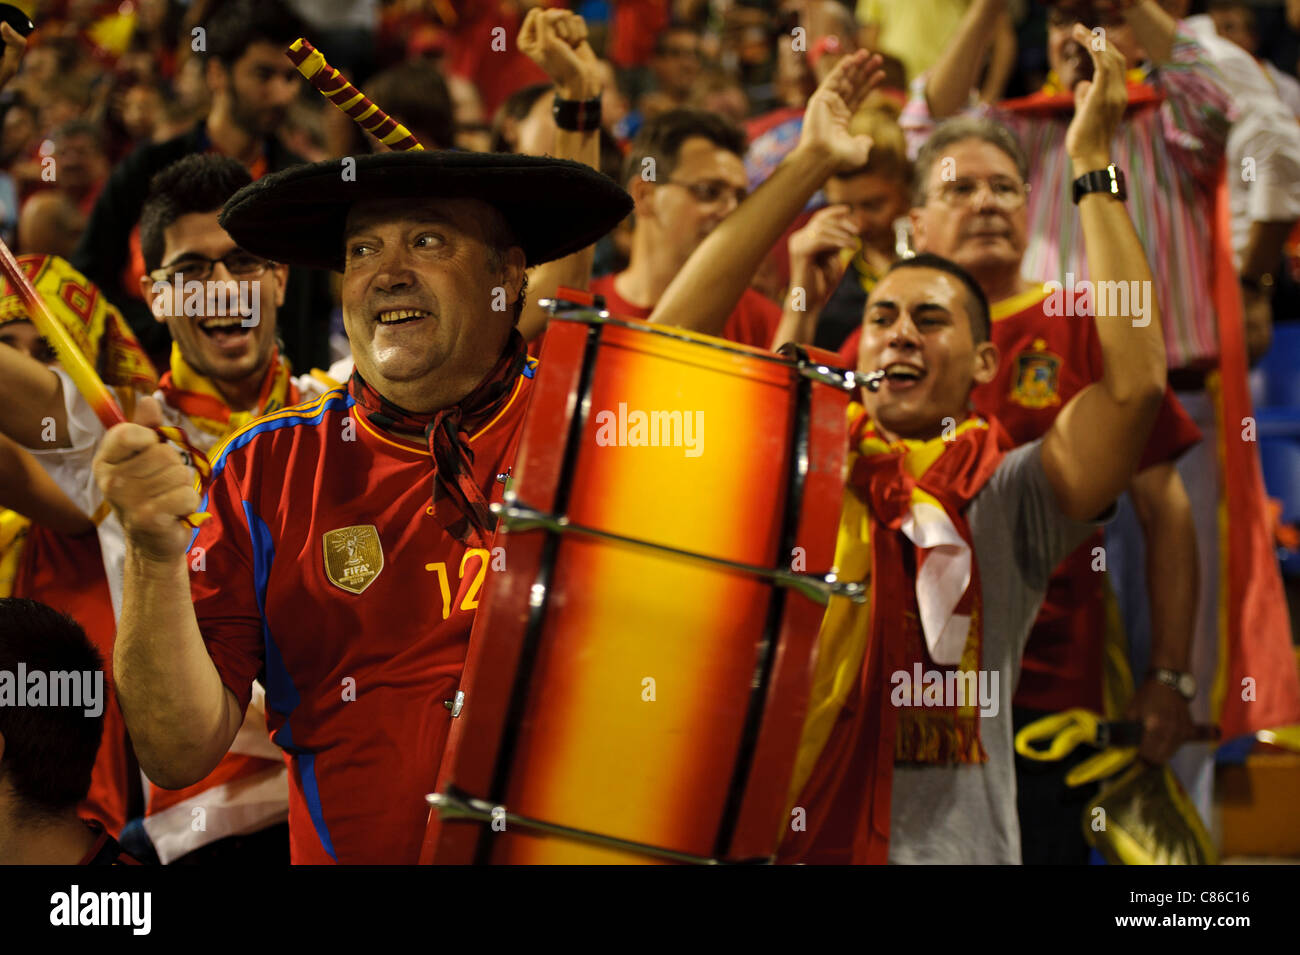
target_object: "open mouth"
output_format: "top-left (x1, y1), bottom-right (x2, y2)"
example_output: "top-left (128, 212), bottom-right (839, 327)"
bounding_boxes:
top-left (375, 308), bottom-right (433, 326)
top-left (883, 362), bottom-right (926, 388)
top-left (198, 317), bottom-right (253, 343)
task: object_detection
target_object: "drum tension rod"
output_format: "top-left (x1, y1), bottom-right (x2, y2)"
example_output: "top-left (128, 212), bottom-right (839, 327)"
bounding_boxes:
top-left (426, 787), bottom-right (770, 865)
top-left (493, 499), bottom-right (866, 605)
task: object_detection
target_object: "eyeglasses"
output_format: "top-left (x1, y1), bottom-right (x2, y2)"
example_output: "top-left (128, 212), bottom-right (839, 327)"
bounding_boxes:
top-left (149, 250), bottom-right (273, 283)
top-left (667, 177), bottom-right (748, 207)
top-left (928, 177), bottom-right (1029, 210)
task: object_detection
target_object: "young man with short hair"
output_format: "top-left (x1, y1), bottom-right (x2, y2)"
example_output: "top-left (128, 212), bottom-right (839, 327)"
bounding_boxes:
top-left (71, 0), bottom-right (333, 371)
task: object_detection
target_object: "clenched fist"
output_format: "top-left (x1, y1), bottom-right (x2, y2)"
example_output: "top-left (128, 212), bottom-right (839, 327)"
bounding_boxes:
top-left (518, 8), bottom-right (602, 101)
top-left (93, 397), bottom-right (200, 563)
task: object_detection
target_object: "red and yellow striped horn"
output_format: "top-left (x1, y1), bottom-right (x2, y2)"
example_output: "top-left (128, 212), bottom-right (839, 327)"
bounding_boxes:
top-left (286, 38), bottom-right (424, 152)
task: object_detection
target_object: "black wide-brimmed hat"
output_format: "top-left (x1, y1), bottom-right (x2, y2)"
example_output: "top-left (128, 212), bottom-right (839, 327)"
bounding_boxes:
top-left (218, 151), bottom-right (633, 272)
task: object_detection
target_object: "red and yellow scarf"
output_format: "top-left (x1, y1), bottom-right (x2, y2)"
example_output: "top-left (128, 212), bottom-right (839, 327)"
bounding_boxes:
top-left (157, 343), bottom-right (298, 440)
top-left (782, 405), bottom-right (1011, 864)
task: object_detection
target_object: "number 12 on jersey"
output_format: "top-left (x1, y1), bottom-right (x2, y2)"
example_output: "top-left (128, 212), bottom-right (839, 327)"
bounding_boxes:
top-left (424, 548), bottom-right (490, 619)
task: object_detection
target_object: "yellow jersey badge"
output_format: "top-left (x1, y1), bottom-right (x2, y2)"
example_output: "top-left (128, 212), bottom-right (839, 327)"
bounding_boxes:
top-left (1009, 338), bottom-right (1062, 410)
top-left (323, 524), bottom-right (384, 594)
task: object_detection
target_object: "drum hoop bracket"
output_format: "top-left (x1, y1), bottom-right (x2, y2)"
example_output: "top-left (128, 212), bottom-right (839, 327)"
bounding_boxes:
top-left (426, 787), bottom-right (771, 865)
top-left (493, 499), bottom-right (866, 605)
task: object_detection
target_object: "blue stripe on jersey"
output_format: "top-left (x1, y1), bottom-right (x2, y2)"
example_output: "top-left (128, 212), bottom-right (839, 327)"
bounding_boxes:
top-left (187, 390), bottom-right (354, 552)
top-left (241, 502), bottom-right (337, 861)
top-left (294, 752), bottom-right (338, 862)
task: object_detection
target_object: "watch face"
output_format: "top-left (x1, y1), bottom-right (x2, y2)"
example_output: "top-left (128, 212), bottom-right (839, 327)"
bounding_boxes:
top-left (1178, 674), bottom-right (1196, 698)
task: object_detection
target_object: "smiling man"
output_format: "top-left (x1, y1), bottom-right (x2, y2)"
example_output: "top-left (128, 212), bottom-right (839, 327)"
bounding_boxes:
top-left (92, 151), bottom-right (631, 863)
top-left (0, 153), bottom-right (344, 864)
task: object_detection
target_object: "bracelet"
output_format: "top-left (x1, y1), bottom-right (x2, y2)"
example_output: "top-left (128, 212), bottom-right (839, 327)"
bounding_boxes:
top-left (552, 95), bottom-right (602, 133)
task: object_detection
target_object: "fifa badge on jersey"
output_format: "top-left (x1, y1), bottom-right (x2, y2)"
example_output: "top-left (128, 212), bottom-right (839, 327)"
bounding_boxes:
top-left (323, 525), bottom-right (385, 594)
top-left (1009, 338), bottom-right (1062, 410)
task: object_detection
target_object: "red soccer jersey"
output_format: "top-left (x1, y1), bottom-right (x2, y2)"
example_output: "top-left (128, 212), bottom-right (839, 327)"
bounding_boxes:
top-left (188, 369), bottom-right (534, 864)
top-left (970, 286), bottom-right (1202, 711)
top-left (589, 272), bottom-right (781, 350)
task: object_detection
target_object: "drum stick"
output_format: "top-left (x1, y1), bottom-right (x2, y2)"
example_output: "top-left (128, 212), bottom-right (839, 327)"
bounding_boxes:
top-left (285, 38), bottom-right (424, 152)
top-left (0, 240), bottom-right (126, 430)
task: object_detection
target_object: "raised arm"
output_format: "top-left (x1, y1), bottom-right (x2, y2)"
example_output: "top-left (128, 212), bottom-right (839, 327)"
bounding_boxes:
top-left (93, 397), bottom-right (243, 788)
top-left (770, 205), bottom-right (858, 349)
top-left (1041, 25), bottom-right (1166, 521)
top-left (1117, 0), bottom-right (1176, 66)
top-left (924, 0), bottom-right (1005, 119)
top-left (1126, 461), bottom-right (1196, 763)
top-left (515, 8), bottom-right (604, 342)
top-left (648, 51), bottom-right (884, 338)
top-left (0, 344), bottom-right (70, 449)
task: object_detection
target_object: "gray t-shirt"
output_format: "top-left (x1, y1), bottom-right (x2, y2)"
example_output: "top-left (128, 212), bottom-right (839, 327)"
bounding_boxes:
top-left (888, 439), bottom-right (1101, 864)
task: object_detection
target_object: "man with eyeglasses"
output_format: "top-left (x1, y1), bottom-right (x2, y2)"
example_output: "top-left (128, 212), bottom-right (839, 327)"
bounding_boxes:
top-left (71, 0), bottom-right (335, 375)
top-left (0, 153), bottom-right (343, 865)
top-left (589, 108), bottom-right (781, 348)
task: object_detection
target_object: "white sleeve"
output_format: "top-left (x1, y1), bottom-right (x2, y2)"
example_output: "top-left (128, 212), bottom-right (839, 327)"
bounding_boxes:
top-left (25, 366), bottom-right (110, 517)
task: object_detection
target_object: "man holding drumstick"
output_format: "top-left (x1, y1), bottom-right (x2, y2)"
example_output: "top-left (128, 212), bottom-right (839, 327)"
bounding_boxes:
top-left (91, 13), bottom-right (631, 861)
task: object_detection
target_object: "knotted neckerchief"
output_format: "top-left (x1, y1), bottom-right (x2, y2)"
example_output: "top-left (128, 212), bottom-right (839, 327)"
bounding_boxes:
top-left (784, 405), bottom-right (1011, 864)
top-left (347, 331), bottom-right (528, 547)
top-left (158, 343), bottom-right (298, 440)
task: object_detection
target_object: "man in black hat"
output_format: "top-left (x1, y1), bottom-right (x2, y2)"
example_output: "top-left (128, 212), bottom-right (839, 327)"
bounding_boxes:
top-left (91, 151), bottom-right (631, 863)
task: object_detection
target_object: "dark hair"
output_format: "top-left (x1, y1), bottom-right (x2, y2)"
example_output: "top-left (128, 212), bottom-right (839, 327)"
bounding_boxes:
top-left (203, 0), bottom-right (307, 68)
top-left (883, 253), bottom-right (991, 343)
top-left (365, 61), bottom-right (455, 151)
top-left (622, 108), bottom-right (746, 189)
top-left (0, 599), bottom-right (105, 820)
top-left (140, 154), bottom-right (253, 272)
top-left (912, 116), bottom-right (1029, 207)
top-left (490, 83), bottom-right (552, 154)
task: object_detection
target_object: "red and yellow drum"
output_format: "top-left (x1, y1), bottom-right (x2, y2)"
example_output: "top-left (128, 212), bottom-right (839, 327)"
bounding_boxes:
top-left (422, 306), bottom-right (860, 864)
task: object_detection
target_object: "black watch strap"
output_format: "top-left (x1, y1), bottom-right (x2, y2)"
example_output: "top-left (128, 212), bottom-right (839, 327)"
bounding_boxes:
top-left (1072, 163), bottom-right (1127, 204)
top-left (552, 95), bottom-right (602, 133)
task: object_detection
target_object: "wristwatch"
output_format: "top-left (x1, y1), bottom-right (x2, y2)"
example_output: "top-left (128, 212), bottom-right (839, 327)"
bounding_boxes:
top-left (1150, 667), bottom-right (1196, 701)
top-left (1071, 163), bottom-right (1127, 204)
